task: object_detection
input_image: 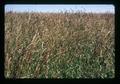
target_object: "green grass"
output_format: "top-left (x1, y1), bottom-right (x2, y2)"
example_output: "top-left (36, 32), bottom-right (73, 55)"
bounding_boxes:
top-left (5, 11), bottom-right (115, 78)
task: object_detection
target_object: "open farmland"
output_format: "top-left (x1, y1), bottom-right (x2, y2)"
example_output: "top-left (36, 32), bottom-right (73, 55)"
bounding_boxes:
top-left (5, 11), bottom-right (115, 78)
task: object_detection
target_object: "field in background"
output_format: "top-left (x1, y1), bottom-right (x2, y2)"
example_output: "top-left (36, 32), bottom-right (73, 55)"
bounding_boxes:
top-left (5, 11), bottom-right (115, 78)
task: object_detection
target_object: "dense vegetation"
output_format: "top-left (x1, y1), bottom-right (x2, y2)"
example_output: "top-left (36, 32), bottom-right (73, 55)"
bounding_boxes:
top-left (5, 11), bottom-right (115, 78)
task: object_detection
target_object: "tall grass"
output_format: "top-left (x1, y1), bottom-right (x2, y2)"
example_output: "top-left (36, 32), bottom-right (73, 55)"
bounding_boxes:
top-left (5, 11), bottom-right (115, 78)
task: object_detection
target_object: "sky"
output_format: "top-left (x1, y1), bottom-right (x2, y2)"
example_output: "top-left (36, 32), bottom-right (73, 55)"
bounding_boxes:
top-left (5, 4), bottom-right (115, 13)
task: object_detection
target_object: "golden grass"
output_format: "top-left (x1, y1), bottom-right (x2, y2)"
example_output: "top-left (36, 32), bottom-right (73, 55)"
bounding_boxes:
top-left (5, 11), bottom-right (115, 78)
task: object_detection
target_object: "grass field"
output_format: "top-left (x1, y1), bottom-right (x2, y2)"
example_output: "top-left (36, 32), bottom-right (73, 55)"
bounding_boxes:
top-left (5, 11), bottom-right (115, 78)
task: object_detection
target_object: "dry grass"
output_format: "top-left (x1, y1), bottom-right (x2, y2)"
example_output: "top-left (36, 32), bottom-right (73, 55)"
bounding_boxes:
top-left (5, 11), bottom-right (115, 78)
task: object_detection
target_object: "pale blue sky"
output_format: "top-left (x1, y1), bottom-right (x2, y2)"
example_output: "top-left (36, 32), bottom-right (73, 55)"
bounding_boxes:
top-left (5, 4), bottom-right (115, 13)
